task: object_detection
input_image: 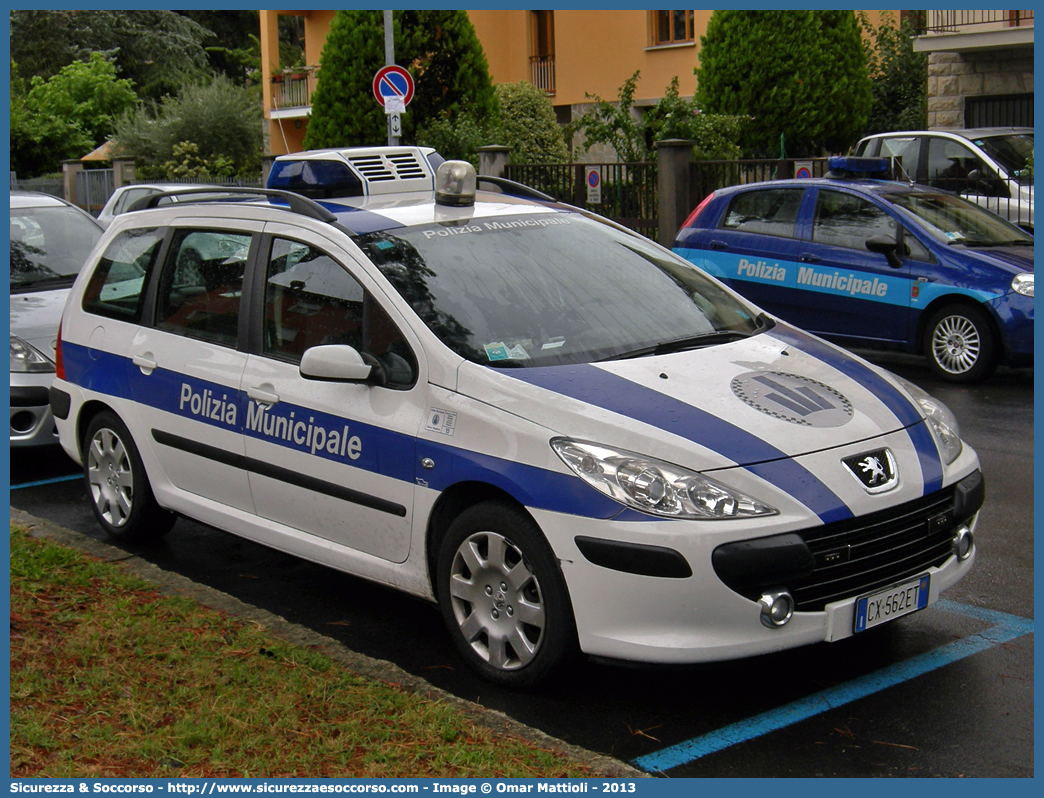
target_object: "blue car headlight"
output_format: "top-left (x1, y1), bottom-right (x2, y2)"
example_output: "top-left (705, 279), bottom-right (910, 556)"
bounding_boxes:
top-left (1011, 273), bottom-right (1033, 298)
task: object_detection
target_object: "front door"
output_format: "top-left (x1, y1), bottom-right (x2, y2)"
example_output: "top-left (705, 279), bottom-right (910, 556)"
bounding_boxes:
top-left (240, 232), bottom-right (426, 562)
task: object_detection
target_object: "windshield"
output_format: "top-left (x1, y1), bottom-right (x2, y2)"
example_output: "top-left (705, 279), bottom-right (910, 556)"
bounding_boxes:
top-left (10, 204), bottom-right (103, 288)
top-left (882, 191), bottom-right (1034, 247)
top-left (356, 212), bottom-right (763, 367)
top-left (974, 133), bottom-right (1034, 183)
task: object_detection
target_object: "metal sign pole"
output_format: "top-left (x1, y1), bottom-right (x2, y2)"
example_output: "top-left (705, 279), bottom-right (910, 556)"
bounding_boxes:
top-left (384, 10), bottom-right (397, 146)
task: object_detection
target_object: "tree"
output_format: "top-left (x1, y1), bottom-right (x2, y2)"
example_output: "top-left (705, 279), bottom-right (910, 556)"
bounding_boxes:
top-left (179, 10), bottom-right (262, 87)
top-left (11, 55), bottom-right (138, 177)
top-left (9, 10), bottom-right (212, 100)
top-left (305, 10), bottom-right (497, 149)
top-left (696, 10), bottom-right (872, 156)
top-left (494, 82), bottom-right (569, 164)
top-left (859, 11), bottom-right (927, 134)
top-left (112, 76), bottom-right (263, 178)
top-left (568, 72), bottom-right (747, 162)
top-left (567, 71), bottom-right (648, 163)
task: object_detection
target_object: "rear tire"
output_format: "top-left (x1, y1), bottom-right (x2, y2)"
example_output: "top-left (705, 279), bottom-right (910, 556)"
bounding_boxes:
top-left (83, 411), bottom-right (176, 542)
top-left (923, 304), bottom-right (998, 383)
top-left (436, 501), bottom-right (576, 688)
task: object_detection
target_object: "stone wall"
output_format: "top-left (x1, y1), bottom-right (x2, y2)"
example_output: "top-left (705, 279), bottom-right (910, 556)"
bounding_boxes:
top-left (927, 50), bottom-right (1034, 128)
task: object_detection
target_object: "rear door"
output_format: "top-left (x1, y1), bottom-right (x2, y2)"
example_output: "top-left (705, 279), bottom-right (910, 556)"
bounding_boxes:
top-left (127, 221), bottom-right (260, 512)
top-left (696, 186), bottom-right (811, 319)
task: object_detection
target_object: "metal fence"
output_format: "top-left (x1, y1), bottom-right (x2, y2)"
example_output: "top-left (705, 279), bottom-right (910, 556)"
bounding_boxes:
top-left (505, 162), bottom-right (658, 237)
top-left (689, 158), bottom-right (831, 205)
top-left (76, 169), bottom-right (115, 216)
top-left (10, 173), bottom-right (64, 198)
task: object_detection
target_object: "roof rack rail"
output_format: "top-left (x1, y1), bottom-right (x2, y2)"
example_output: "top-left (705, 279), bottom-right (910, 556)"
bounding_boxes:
top-left (126, 187), bottom-right (339, 224)
top-left (477, 175), bottom-right (556, 203)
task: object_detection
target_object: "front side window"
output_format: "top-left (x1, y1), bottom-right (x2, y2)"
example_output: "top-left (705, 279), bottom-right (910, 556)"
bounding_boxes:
top-left (357, 212), bottom-right (762, 368)
top-left (722, 188), bottom-right (803, 238)
top-left (653, 10), bottom-right (695, 45)
top-left (81, 228), bottom-right (163, 323)
top-left (926, 138), bottom-right (1002, 196)
top-left (263, 238), bottom-right (417, 388)
top-left (813, 190), bottom-right (898, 250)
top-left (155, 229), bottom-right (252, 346)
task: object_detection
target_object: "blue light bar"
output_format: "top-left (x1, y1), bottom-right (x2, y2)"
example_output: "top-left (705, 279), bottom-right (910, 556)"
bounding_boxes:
top-left (827, 156), bottom-right (890, 174)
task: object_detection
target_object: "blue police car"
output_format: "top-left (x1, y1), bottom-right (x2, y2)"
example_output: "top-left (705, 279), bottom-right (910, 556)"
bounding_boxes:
top-left (673, 157), bottom-right (1033, 382)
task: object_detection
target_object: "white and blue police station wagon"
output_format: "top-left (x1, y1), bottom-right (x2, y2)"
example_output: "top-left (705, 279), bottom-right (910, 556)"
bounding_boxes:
top-left (50, 149), bottom-right (983, 687)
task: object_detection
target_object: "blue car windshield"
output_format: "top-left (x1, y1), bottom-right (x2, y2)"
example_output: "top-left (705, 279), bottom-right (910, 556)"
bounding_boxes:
top-left (356, 212), bottom-right (763, 367)
top-left (882, 191), bottom-right (1034, 247)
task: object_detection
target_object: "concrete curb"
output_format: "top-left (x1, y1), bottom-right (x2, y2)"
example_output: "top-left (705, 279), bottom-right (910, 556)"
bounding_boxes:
top-left (10, 508), bottom-right (648, 779)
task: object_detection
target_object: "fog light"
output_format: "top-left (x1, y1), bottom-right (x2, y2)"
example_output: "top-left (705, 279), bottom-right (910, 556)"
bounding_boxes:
top-left (759, 589), bottom-right (794, 628)
top-left (952, 524), bottom-right (974, 561)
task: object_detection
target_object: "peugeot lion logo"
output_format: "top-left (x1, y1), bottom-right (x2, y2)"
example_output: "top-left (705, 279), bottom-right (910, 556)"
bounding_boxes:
top-left (842, 449), bottom-right (899, 494)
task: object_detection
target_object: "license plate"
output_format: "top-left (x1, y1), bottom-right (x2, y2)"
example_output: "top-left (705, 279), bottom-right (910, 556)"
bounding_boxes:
top-left (854, 574), bottom-right (930, 633)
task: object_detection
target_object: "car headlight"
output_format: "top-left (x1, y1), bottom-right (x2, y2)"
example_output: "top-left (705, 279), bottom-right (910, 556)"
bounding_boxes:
top-left (896, 377), bottom-right (963, 465)
top-left (1012, 273), bottom-right (1033, 297)
top-left (11, 335), bottom-right (55, 374)
top-left (551, 438), bottom-right (777, 520)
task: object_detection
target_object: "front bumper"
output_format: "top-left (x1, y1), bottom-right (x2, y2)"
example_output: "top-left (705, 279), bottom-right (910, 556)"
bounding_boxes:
top-left (988, 291), bottom-right (1034, 363)
top-left (536, 472), bottom-right (982, 664)
top-left (10, 372), bottom-right (60, 447)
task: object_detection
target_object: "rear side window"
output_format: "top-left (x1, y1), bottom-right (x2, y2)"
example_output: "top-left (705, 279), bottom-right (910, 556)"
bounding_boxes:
top-left (81, 228), bottom-right (163, 323)
top-left (877, 137), bottom-right (921, 182)
top-left (722, 189), bottom-right (803, 238)
top-left (154, 229), bottom-right (252, 346)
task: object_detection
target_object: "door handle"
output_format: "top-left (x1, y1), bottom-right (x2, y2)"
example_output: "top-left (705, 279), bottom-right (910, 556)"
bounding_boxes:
top-left (131, 354), bottom-right (157, 374)
top-left (710, 240), bottom-right (728, 251)
top-left (799, 253), bottom-right (819, 263)
top-left (247, 387), bottom-right (280, 406)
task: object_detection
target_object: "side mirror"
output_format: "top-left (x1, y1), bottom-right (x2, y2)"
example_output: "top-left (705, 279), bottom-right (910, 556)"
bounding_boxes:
top-left (299, 344), bottom-right (375, 383)
top-left (865, 235), bottom-right (903, 269)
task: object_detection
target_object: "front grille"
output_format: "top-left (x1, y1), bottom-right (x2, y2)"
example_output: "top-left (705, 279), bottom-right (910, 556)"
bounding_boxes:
top-left (348, 153), bottom-right (427, 183)
top-left (348, 156), bottom-right (395, 182)
top-left (790, 489), bottom-right (959, 611)
top-left (712, 472), bottom-right (984, 613)
top-left (388, 153), bottom-right (427, 180)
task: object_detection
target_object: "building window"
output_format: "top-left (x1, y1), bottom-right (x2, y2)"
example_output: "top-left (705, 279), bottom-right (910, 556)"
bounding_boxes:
top-left (530, 11), bottom-right (556, 94)
top-left (653, 10), bottom-right (695, 45)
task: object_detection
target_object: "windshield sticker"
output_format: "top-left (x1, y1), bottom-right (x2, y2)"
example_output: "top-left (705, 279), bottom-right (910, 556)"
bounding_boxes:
top-left (484, 342), bottom-right (510, 361)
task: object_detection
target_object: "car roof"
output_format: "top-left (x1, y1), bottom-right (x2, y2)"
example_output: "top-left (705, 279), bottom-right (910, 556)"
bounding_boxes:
top-left (103, 184), bottom-right (571, 238)
top-left (10, 190), bottom-right (76, 210)
top-left (710, 177), bottom-right (938, 199)
top-left (862, 128), bottom-right (1033, 140)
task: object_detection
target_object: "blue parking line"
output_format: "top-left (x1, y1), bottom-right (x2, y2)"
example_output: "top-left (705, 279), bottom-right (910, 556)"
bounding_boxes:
top-left (9, 473), bottom-right (81, 490)
top-left (632, 600), bottom-right (1034, 773)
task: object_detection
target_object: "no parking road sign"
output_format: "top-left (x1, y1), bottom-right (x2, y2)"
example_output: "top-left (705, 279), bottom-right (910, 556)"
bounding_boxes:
top-left (373, 65), bottom-right (414, 114)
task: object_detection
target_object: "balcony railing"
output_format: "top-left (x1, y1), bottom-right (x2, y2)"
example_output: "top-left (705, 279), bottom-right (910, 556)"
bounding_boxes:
top-left (912, 9), bottom-right (1034, 35)
top-left (529, 55), bottom-right (556, 95)
top-left (271, 66), bottom-right (319, 111)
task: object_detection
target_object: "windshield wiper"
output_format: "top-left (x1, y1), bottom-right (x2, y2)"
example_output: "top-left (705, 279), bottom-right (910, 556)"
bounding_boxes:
top-left (600, 315), bottom-right (773, 362)
top-left (11, 275), bottom-right (77, 291)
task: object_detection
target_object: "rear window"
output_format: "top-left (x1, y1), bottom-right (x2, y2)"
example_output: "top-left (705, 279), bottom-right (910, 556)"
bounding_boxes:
top-left (267, 160), bottom-right (364, 199)
top-left (722, 189), bottom-right (804, 238)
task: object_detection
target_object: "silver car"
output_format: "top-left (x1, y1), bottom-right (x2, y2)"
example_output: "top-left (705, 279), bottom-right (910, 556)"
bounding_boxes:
top-left (96, 183), bottom-right (220, 228)
top-left (10, 191), bottom-right (104, 446)
top-left (856, 128), bottom-right (1034, 232)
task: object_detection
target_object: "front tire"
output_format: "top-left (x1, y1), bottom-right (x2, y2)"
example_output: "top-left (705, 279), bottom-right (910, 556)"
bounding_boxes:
top-left (923, 304), bottom-right (998, 383)
top-left (436, 501), bottom-right (576, 687)
top-left (83, 411), bottom-right (176, 542)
